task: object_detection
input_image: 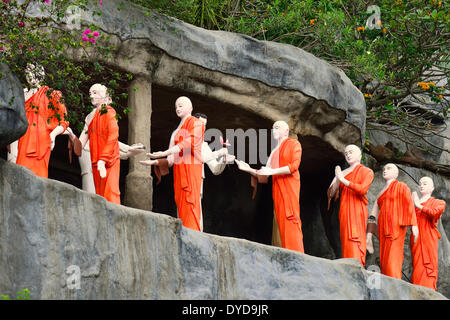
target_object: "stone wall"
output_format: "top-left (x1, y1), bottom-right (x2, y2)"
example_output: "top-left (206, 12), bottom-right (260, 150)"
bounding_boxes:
top-left (0, 159), bottom-right (445, 300)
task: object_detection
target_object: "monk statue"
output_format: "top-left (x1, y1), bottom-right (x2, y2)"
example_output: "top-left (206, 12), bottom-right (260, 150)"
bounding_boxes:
top-left (327, 144), bottom-right (374, 266)
top-left (8, 64), bottom-right (69, 177)
top-left (367, 163), bottom-right (419, 279)
top-left (78, 84), bottom-right (121, 204)
top-left (410, 176), bottom-right (446, 290)
top-left (235, 120), bottom-right (304, 253)
top-left (64, 124), bottom-right (145, 193)
top-left (143, 96), bottom-right (205, 231)
top-left (139, 112), bottom-right (233, 231)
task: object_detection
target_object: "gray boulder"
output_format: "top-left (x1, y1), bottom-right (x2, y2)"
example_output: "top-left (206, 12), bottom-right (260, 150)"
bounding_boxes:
top-left (0, 63), bottom-right (27, 146)
top-left (0, 158), bottom-right (445, 300)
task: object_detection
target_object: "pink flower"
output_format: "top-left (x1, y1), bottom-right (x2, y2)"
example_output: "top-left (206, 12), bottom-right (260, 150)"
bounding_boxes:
top-left (83, 29), bottom-right (91, 36)
top-left (0, 46), bottom-right (4, 51)
top-left (18, 44), bottom-right (23, 48)
top-left (18, 21), bottom-right (24, 27)
top-left (93, 31), bottom-right (99, 37)
top-left (99, 0), bottom-right (102, 5)
top-left (90, 39), bottom-right (96, 44)
top-left (2, 0), bottom-right (9, 4)
top-left (29, 47), bottom-right (34, 51)
top-left (45, 0), bottom-right (50, 3)
top-left (82, 36), bottom-right (88, 42)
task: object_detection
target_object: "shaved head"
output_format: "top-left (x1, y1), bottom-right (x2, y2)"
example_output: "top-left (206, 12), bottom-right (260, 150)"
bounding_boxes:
top-left (91, 83), bottom-right (107, 93)
top-left (419, 176), bottom-right (434, 196)
top-left (272, 120), bottom-right (290, 140)
top-left (344, 144), bottom-right (362, 165)
top-left (175, 96), bottom-right (193, 111)
top-left (383, 163), bottom-right (399, 181)
top-left (89, 83), bottom-right (112, 106)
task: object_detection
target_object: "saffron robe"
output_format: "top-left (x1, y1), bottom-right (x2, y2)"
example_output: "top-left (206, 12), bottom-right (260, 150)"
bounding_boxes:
top-left (377, 180), bottom-right (417, 279)
top-left (173, 116), bottom-right (205, 231)
top-left (410, 197), bottom-right (446, 290)
top-left (339, 164), bottom-right (374, 266)
top-left (270, 138), bottom-right (304, 252)
top-left (88, 106), bottom-right (121, 204)
top-left (17, 86), bottom-right (69, 178)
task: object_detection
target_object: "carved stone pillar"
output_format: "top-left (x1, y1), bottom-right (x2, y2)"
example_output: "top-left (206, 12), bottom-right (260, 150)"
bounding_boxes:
top-left (124, 77), bottom-right (152, 210)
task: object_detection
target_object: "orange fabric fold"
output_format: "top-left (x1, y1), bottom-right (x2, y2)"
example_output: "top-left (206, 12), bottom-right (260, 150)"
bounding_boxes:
top-left (17, 86), bottom-right (69, 178)
top-left (271, 138), bottom-right (304, 253)
top-left (88, 106), bottom-right (121, 204)
top-left (410, 197), bottom-right (446, 290)
top-left (377, 180), bottom-right (417, 278)
top-left (173, 116), bottom-right (205, 231)
top-left (338, 164), bottom-right (374, 266)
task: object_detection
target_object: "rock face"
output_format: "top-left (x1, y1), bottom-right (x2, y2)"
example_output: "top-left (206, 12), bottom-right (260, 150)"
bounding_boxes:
top-left (0, 159), bottom-right (446, 300)
top-left (0, 63), bottom-right (27, 146)
top-left (365, 160), bottom-right (450, 298)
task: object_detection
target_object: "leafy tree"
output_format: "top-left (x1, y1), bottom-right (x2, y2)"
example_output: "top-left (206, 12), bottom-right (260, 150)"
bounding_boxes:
top-left (133, 0), bottom-right (449, 165)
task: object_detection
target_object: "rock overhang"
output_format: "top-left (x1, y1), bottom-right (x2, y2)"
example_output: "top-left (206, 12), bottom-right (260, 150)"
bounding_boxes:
top-left (23, 0), bottom-right (366, 155)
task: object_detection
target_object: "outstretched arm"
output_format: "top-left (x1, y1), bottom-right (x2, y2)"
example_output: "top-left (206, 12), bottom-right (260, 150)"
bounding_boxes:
top-left (235, 159), bottom-right (258, 176)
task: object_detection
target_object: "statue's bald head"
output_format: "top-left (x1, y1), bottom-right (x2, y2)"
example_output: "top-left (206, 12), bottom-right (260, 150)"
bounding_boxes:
top-left (89, 83), bottom-right (112, 107)
top-left (344, 144), bottom-right (362, 165)
top-left (419, 176), bottom-right (434, 196)
top-left (175, 96), bottom-right (193, 118)
top-left (175, 96), bottom-right (193, 111)
top-left (383, 163), bottom-right (399, 181)
top-left (90, 83), bottom-right (108, 96)
top-left (272, 120), bottom-right (290, 140)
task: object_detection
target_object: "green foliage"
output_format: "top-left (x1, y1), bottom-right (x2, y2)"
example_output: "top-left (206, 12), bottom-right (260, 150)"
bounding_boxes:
top-left (133, 0), bottom-right (449, 156)
top-left (0, 288), bottom-right (31, 300)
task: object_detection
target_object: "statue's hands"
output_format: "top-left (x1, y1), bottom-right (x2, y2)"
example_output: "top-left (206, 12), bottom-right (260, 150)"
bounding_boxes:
top-left (225, 154), bottom-right (235, 163)
top-left (412, 191), bottom-right (421, 208)
top-left (335, 165), bottom-right (344, 182)
top-left (235, 159), bottom-right (253, 173)
top-left (412, 225), bottom-right (419, 243)
top-left (50, 132), bottom-right (56, 151)
top-left (147, 151), bottom-right (169, 159)
top-left (97, 160), bottom-right (107, 178)
top-left (366, 233), bottom-right (374, 254)
top-left (256, 166), bottom-right (273, 176)
top-left (139, 159), bottom-right (159, 167)
top-left (63, 127), bottom-right (75, 141)
top-left (127, 143), bottom-right (146, 158)
top-left (219, 148), bottom-right (228, 157)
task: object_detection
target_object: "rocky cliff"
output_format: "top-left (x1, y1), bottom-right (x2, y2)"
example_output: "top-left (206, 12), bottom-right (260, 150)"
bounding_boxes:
top-left (0, 159), bottom-right (445, 300)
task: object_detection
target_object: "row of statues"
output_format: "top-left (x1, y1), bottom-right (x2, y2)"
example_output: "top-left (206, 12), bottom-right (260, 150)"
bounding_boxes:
top-left (6, 65), bottom-right (446, 292)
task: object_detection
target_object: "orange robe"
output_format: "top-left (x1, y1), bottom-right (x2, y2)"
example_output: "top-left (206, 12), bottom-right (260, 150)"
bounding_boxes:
top-left (338, 164), bottom-right (374, 266)
top-left (377, 180), bottom-right (417, 279)
top-left (410, 197), bottom-right (446, 290)
top-left (88, 106), bottom-right (121, 204)
top-left (173, 116), bottom-right (205, 230)
top-left (270, 138), bottom-right (304, 252)
top-left (17, 86), bottom-right (69, 178)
